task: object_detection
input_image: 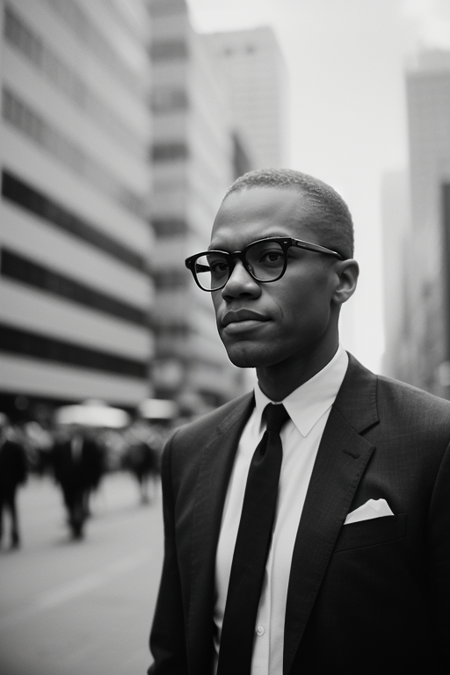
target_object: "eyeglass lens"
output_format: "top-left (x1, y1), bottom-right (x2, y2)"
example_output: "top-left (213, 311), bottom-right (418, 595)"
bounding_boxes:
top-left (194, 240), bottom-right (286, 290)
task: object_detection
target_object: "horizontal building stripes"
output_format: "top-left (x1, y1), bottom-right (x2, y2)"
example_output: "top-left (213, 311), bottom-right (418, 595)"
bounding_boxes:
top-left (152, 142), bottom-right (189, 162)
top-left (2, 170), bottom-right (148, 272)
top-left (2, 88), bottom-right (144, 217)
top-left (152, 217), bottom-right (187, 236)
top-left (4, 3), bottom-right (144, 156)
top-left (43, 0), bottom-right (144, 99)
top-left (0, 323), bottom-right (148, 378)
top-left (1, 248), bottom-right (150, 326)
top-left (153, 269), bottom-right (189, 290)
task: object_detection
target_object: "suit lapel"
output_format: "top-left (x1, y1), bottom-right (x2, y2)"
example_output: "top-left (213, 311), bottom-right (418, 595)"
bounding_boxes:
top-left (187, 393), bottom-right (254, 673)
top-left (283, 355), bottom-right (379, 674)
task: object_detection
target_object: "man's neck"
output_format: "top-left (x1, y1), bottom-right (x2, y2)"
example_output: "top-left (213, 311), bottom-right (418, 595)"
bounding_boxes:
top-left (256, 343), bottom-right (340, 401)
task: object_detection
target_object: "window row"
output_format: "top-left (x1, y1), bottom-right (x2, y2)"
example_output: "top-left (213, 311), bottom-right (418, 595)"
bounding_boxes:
top-left (1, 248), bottom-right (149, 327)
top-left (4, 4), bottom-right (144, 157)
top-left (2, 170), bottom-right (147, 272)
top-left (152, 142), bottom-right (189, 162)
top-left (43, 0), bottom-right (145, 99)
top-left (0, 323), bottom-right (148, 378)
top-left (2, 88), bottom-right (145, 218)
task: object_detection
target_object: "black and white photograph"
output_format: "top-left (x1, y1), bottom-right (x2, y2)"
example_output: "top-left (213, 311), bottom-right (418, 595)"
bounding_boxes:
top-left (1, 1), bottom-right (449, 673)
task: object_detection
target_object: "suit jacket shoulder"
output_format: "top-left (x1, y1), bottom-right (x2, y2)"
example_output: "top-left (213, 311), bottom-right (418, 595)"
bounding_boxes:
top-left (163, 392), bottom-right (254, 477)
top-left (377, 371), bottom-right (450, 425)
top-left (171, 392), bottom-right (254, 446)
top-left (337, 353), bottom-right (450, 439)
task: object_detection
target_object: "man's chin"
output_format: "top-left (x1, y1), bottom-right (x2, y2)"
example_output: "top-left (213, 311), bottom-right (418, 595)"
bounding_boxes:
top-left (223, 343), bottom-right (269, 369)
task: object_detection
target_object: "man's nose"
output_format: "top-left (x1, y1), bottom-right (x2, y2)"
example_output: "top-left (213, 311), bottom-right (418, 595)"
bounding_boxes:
top-left (221, 260), bottom-right (261, 299)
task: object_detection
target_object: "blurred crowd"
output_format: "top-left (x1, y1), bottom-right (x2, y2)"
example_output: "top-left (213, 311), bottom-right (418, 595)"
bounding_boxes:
top-left (0, 412), bottom-right (176, 548)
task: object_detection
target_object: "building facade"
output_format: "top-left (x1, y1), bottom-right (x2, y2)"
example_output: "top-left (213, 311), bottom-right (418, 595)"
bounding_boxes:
top-left (383, 50), bottom-right (450, 397)
top-left (149, 0), bottom-right (249, 409)
top-left (0, 0), bottom-right (154, 420)
top-left (380, 170), bottom-right (411, 381)
top-left (203, 26), bottom-right (289, 169)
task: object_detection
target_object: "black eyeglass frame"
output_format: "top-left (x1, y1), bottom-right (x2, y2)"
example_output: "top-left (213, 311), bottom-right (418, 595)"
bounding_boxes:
top-left (184, 236), bottom-right (344, 292)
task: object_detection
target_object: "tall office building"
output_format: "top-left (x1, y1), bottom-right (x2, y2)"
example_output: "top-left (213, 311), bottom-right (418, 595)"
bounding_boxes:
top-left (149, 0), bottom-right (248, 408)
top-left (0, 0), bottom-right (154, 420)
top-left (203, 26), bottom-right (289, 169)
top-left (408, 51), bottom-right (450, 234)
top-left (380, 170), bottom-right (411, 381)
top-left (384, 50), bottom-right (450, 396)
top-left (407, 50), bottom-right (450, 395)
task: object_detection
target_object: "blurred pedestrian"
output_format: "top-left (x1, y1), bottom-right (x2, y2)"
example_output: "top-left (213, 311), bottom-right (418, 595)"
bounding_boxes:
top-left (121, 423), bottom-right (161, 504)
top-left (22, 420), bottom-right (54, 476)
top-left (0, 414), bottom-right (28, 549)
top-left (50, 426), bottom-right (106, 539)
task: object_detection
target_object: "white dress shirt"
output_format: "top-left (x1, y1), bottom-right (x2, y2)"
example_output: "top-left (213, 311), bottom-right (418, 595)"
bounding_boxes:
top-left (213, 345), bottom-right (349, 674)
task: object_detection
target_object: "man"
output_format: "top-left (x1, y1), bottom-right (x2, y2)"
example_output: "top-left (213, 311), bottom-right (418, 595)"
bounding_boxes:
top-left (0, 414), bottom-right (28, 549)
top-left (51, 426), bottom-right (105, 539)
top-left (148, 168), bottom-right (450, 674)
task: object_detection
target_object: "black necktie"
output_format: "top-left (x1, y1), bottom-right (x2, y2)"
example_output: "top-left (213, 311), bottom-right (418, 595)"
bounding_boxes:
top-left (217, 403), bottom-right (290, 675)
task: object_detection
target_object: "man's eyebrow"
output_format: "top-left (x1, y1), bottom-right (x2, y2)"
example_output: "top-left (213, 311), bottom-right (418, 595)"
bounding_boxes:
top-left (208, 233), bottom-right (290, 251)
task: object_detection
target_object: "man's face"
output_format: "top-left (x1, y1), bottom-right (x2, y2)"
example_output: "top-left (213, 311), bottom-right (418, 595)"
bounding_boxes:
top-left (210, 187), bottom-right (344, 372)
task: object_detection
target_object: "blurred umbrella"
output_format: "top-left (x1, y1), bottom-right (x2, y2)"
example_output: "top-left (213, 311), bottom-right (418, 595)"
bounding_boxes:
top-left (54, 399), bottom-right (130, 428)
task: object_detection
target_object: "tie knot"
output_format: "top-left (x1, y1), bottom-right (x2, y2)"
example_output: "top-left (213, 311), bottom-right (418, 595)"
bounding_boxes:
top-left (264, 403), bottom-right (289, 433)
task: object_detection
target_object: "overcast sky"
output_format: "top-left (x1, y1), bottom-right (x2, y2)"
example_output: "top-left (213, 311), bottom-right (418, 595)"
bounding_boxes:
top-left (186, 0), bottom-right (450, 371)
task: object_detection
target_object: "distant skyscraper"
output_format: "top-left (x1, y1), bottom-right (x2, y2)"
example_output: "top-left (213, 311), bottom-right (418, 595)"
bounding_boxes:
top-left (203, 26), bottom-right (289, 169)
top-left (407, 50), bottom-right (450, 234)
top-left (394, 49), bottom-right (450, 395)
top-left (0, 0), bottom-right (154, 419)
top-left (380, 170), bottom-right (411, 381)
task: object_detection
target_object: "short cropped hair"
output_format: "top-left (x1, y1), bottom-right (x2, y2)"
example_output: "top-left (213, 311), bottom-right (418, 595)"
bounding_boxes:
top-left (224, 168), bottom-right (354, 259)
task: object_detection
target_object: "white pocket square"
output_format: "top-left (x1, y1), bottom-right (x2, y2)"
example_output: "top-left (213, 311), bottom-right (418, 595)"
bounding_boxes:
top-left (344, 498), bottom-right (394, 525)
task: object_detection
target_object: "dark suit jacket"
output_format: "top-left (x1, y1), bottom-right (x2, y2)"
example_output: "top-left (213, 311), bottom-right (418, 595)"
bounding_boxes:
top-left (149, 355), bottom-right (450, 674)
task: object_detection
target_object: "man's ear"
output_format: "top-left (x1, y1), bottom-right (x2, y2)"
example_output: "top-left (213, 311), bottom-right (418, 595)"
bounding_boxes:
top-left (332, 259), bottom-right (359, 306)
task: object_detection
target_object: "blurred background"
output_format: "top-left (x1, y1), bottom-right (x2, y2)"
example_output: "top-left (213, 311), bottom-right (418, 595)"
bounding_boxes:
top-left (0, 0), bottom-right (449, 673)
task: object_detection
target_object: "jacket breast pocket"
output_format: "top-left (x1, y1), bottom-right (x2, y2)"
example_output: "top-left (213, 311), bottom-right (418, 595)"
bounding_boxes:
top-left (334, 513), bottom-right (407, 552)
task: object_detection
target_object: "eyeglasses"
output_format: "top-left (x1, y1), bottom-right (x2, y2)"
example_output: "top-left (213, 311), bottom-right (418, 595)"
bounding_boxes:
top-left (185, 236), bottom-right (344, 292)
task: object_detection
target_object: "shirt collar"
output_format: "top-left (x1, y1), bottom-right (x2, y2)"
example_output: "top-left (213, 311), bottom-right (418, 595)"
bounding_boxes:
top-left (254, 344), bottom-right (349, 437)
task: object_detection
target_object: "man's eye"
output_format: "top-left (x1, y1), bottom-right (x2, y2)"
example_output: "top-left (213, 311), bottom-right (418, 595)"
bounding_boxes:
top-left (209, 260), bottom-right (228, 273)
top-left (259, 251), bottom-right (284, 264)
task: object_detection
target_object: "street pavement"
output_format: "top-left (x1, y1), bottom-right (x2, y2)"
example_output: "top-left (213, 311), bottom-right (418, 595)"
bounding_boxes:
top-left (0, 471), bottom-right (164, 675)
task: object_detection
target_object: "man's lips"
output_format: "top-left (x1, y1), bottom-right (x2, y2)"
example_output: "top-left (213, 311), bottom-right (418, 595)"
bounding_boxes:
top-left (221, 309), bottom-right (269, 328)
